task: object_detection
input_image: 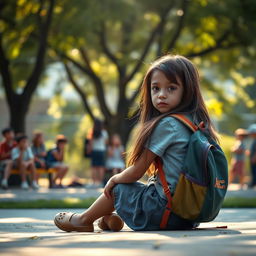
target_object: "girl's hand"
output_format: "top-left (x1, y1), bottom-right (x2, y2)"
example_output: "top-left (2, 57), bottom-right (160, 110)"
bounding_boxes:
top-left (104, 176), bottom-right (117, 199)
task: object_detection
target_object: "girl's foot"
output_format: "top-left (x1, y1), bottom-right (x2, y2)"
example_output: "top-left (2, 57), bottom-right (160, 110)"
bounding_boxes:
top-left (98, 213), bottom-right (124, 231)
top-left (54, 212), bottom-right (94, 232)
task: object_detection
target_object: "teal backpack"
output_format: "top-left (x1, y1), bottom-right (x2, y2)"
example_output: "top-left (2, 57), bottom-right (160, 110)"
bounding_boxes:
top-left (156, 114), bottom-right (228, 229)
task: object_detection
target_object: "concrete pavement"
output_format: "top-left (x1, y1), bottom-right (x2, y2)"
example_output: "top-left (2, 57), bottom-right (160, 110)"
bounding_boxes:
top-left (0, 209), bottom-right (256, 256)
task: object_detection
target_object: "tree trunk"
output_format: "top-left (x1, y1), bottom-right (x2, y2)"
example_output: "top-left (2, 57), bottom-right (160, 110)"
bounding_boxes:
top-left (10, 103), bottom-right (27, 134)
top-left (7, 94), bottom-right (30, 134)
top-left (7, 94), bottom-right (30, 186)
top-left (105, 112), bottom-right (138, 148)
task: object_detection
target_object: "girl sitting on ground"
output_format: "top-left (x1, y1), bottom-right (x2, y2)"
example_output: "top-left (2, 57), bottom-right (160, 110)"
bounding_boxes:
top-left (54, 54), bottom-right (219, 232)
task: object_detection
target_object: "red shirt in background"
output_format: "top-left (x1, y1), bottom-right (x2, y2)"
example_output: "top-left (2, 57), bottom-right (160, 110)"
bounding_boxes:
top-left (0, 141), bottom-right (17, 160)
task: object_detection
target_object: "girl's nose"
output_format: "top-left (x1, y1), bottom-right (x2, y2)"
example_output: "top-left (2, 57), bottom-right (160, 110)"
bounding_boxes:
top-left (158, 89), bottom-right (167, 99)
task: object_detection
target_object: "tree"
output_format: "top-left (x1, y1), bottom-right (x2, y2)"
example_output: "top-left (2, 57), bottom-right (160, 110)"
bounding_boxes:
top-left (0, 0), bottom-right (55, 133)
top-left (50, 0), bottom-right (256, 145)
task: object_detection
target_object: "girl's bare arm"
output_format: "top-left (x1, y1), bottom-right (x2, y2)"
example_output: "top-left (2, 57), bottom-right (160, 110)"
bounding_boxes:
top-left (52, 150), bottom-right (63, 161)
top-left (104, 149), bottom-right (156, 198)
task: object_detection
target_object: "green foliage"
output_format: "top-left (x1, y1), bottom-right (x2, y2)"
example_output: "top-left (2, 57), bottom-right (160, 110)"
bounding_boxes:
top-left (0, 0), bottom-right (48, 90)
top-left (219, 133), bottom-right (234, 166)
top-left (50, 0), bottom-right (256, 117)
top-left (1, 0), bottom-right (256, 143)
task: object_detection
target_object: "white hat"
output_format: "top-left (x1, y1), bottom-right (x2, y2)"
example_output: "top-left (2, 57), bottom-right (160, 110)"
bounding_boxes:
top-left (235, 128), bottom-right (248, 136)
top-left (247, 124), bottom-right (256, 134)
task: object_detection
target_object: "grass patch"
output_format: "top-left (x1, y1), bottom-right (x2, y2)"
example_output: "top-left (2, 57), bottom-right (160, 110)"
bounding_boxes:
top-left (222, 197), bottom-right (256, 208)
top-left (0, 197), bottom-right (96, 209)
top-left (1, 197), bottom-right (256, 209)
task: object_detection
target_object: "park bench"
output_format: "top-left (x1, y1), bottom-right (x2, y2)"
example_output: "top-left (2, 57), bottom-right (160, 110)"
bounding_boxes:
top-left (10, 168), bottom-right (57, 175)
top-left (1, 168), bottom-right (57, 188)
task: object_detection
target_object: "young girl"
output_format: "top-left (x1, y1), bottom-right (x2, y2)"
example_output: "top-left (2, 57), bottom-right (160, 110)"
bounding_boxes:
top-left (229, 128), bottom-right (248, 189)
top-left (32, 131), bottom-right (47, 169)
top-left (54, 54), bottom-right (219, 232)
top-left (89, 119), bottom-right (109, 187)
top-left (104, 134), bottom-right (125, 185)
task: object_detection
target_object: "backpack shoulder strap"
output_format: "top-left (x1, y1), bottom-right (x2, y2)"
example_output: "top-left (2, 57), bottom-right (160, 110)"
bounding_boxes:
top-left (170, 114), bottom-right (198, 133)
top-left (155, 157), bottom-right (172, 229)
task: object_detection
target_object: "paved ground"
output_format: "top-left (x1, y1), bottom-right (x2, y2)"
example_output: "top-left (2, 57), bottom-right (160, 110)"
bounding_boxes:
top-left (0, 209), bottom-right (255, 256)
top-left (0, 184), bottom-right (255, 255)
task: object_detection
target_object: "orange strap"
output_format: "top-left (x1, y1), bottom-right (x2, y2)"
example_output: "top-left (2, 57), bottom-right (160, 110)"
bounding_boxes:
top-left (155, 157), bottom-right (173, 229)
top-left (170, 114), bottom-right (198, 132)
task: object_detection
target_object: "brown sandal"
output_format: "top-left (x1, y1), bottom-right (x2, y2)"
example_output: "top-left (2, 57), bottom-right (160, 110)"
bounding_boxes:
top-left (54, 212), bottom-right (94, 232)
top-left (98, 213), bottom-right (124, 232)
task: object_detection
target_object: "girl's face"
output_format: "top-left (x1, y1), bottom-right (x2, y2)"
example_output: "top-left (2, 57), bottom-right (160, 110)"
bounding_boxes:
top-left (36, 134), bottom-right (43, 144)
top-left (112, 135), bottom-right (121, 146)
top-left (150, 70), bottom-right (184, 114)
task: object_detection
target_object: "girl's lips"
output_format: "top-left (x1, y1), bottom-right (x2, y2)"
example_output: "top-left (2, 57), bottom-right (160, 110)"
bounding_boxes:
top-left (157, 102), bottom-right (168, 107)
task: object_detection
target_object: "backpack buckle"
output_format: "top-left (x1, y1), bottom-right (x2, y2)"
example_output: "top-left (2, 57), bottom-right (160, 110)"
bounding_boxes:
top-left (164, 187), bottom-right (171, 195)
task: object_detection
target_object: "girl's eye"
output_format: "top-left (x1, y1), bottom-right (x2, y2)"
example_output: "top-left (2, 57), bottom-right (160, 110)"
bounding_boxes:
top-left (168, 86), bottom-right (177, 92)
top-left (152, 86), bottom-right (159, 92)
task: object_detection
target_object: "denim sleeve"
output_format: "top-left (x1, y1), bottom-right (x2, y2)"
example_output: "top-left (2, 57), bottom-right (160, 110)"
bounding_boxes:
top-left (145, 117), bottom-right (177, 157)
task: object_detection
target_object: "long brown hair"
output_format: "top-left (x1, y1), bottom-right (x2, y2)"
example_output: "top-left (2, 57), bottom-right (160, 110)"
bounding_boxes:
top-left (127, 55), bottom-right (218, 175)
top-left (32, 132), bottom-right (43, 147)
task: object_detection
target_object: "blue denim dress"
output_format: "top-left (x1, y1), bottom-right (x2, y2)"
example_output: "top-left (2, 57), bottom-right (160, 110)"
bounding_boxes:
top-left (113, 182), bottom-right (197, 231)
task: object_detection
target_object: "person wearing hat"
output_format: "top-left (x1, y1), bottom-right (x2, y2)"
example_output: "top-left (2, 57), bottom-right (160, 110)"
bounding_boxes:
top-left (229, 128), bottom-right (248, 189)
top-left (248, 124), bottom-right (256, 188)
top-left (46, 134), bottom-right (69, 188)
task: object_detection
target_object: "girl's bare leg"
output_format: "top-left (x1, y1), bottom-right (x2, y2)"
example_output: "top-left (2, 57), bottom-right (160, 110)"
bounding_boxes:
top-left (3, 160), bottom-right (12, 180)
top-left (99, 167), bottom-right (105, 184)
top-left (91, 167), bottom-right (97, 184)
top-left (19, 162), bottom-right (27, 182)
top-left (229, 171), bottom-right (234, 184)
top-left (95, 167), bottom-right (101, 184)
top-left (70, 193), bottom-right (115, 226)
top-left (58, 166), bottom-right (68, 185)
top-left (28, 161), bottom-right (37, 181)
top-left (53, 166), bottom-right (62, 184)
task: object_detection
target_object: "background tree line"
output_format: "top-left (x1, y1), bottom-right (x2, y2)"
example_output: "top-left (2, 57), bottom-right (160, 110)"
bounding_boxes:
top-left (0, 0), bottom-right (256, 146)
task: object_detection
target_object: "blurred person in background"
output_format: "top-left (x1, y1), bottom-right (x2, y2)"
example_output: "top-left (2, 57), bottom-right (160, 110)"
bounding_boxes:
top-left (11, 135), bottom-right (39, 190)
top-left (32, 131), bottom-right (47, 169)
top-left (229, 128), bottom-right (248, 189)
top-left (46, 134), bottom-right (69, 188)
top-left (0, 128), bottom-right (16, 189)
top-left (248, 124), bottom-right (256, 188)
top-left (104, 134), bottom-right (125, 185)
top-left (89, 118), bottom-right (108, 187)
